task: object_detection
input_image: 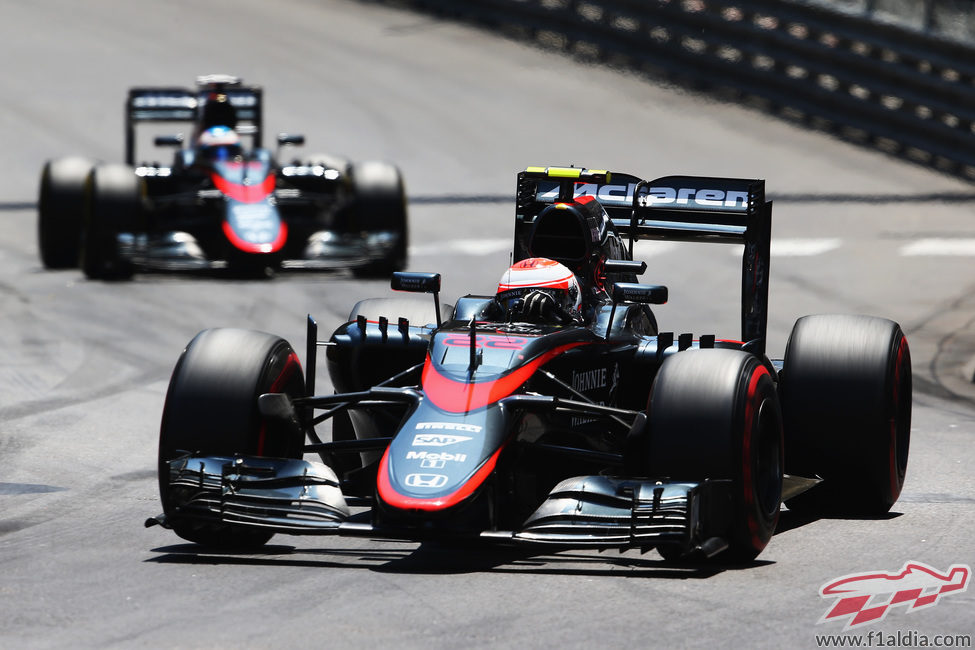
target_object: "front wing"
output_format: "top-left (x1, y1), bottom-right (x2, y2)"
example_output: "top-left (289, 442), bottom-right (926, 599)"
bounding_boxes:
top-left (147, 453), bottom-right (733, 557)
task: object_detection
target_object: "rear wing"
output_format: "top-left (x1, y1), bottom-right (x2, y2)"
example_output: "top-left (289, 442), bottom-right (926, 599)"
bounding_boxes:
top-left (514, 167), bottom-right (772, 353)
top-left (124, 75), bottom-right (264, 165)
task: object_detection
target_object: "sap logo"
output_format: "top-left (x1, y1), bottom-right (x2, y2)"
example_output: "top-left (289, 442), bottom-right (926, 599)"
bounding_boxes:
top-left (404, 473), bottom-right (448, 488)
top-left (413, 434), bottom-right (473, 447)
top-left (406, 451), bottom-right (468, 463)
top-left (415, 422), bottom-right (482, 433)
top-left (536, 182), bottom-right (636, 206)
top-left (572, 368), bottom-right (607, 392)
top-left (639, 187), bottom-right (749, 209)
top-left (819, 561), bottom-right (971, 629)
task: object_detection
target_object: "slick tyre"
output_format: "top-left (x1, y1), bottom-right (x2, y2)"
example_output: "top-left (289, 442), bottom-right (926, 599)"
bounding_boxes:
top-left (647, 349), bottom-right (783, 562)
top-left (158, 328), bottom-right (306, 548)
top-left (80, 164), bottom-right (141, 280)
top-left (37, 157), bottom-right (95, 269)
top-left (348, 161), bottom-right (408, 277)
top-left (779, 315), bottom-right (912, 516)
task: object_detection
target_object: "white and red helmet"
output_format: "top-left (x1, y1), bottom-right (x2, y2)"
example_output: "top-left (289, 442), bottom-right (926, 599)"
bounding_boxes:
top-left (496, 257), bottom-right (582, 315)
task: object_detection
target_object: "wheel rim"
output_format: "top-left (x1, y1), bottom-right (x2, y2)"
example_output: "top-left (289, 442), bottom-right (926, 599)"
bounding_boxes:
top-left (753, 398), bottom-right (783, 519)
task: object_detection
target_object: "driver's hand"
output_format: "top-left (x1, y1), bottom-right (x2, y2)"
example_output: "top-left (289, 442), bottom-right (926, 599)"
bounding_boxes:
top-left (522, 290), bottom-right (557, 321)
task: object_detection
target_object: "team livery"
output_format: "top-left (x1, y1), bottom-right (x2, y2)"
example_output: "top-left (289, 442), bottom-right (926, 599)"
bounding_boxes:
top-left (37, 75), bottom-right (407, 279)
top-left (148, 166), bottom-right (912, 562)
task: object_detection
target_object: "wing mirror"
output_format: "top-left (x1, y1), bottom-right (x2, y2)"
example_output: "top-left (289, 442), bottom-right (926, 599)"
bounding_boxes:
top-left (153, 134), bottom-right (184, 147)
top-left (606, 282), bottom-right (668, 338)
top-left (277, 133), bottom-right (305, 146)
top-left (391, 272), bottom-right (443, 327)
top-left (604, 259), bottom-right (646, 276)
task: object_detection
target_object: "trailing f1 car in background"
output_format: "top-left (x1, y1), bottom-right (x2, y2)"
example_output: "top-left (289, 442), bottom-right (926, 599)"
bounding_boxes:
top-left (148, 166), bottom-right (912, 562)
top-left (37, 75), bottom-right (407, 279)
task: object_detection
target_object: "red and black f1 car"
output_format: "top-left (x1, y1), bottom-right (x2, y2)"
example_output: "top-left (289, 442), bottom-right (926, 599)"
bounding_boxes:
top-left (147, 166), bottom-right (912, 561)
top-left (38, 75), bottom-right (407, 279)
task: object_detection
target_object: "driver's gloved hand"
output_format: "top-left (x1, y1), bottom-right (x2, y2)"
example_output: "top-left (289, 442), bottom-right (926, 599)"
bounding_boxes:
top-left (522, 290), bottom-right (557, 321)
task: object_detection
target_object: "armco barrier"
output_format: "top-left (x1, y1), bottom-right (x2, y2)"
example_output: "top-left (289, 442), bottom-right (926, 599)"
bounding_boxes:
top-left (361, 0), bottom-right (975, 181)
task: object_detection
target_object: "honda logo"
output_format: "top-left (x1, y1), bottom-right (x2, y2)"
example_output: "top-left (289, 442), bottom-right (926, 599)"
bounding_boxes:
top-left (404, 473), bottom-right (449, 489)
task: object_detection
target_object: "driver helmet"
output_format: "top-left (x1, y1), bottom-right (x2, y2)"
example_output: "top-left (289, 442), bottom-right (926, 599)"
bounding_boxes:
top-left (496, 257), bottom-right (582, 316)
top-left (197, 125), bottom-right (242, 161)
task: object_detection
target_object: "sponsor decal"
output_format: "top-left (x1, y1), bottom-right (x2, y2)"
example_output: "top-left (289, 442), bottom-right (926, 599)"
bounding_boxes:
top-left (412, 434), bottom-right (473, 447)
top-left (536, 181), bottom-right (748, 209)
top-left (571, 367), bottom-right (608, 393)
top-left (415, 422), bottom-right (482, 433)
top-left (406, 451), bottom-right (467, 463)
top-left (404, 473), bottom-right (449, 489)
top-left (442, 334), bottom-right (529, 350)
top-left (536, 182), bottom-right (637, 206)
top-left (818, 561), bottom-right (971, 629)
top-left (639, 186), bottom-right (748, 209)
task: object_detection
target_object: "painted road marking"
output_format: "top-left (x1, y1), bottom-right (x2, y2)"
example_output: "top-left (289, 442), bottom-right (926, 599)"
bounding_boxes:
top-left (411, 238), bottom-right (511, 257)
top-left (900, 239), bottom-right (975, 256)
top-left (771, 238), bottom-right (842, 256)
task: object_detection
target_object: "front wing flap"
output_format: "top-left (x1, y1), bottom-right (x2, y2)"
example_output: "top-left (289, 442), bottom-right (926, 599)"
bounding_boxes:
top-left (513, 475), bottom-right (731, 555)
top-left (155, 455), bottom-right (351, 534)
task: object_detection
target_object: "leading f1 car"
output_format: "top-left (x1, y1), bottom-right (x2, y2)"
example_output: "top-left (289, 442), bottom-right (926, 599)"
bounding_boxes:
top-left (38, 75), bottom-right (407, 279)
top-left (147, 166), bottom-right (912, 562)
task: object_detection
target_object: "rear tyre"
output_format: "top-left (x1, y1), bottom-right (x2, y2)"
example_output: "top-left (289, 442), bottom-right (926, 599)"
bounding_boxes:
top-left (80, 164), bottom-right (142, 280)
top-left (647, 349), bottom-right (783, 561)
top-left (37, 157), bottom-right (95, 268)
top-left (158, 328), bottom-right (306, 548)
top-left (348, 161), bottom-right (408, 278)
top-left (779, 315), bottom-right (911, 516)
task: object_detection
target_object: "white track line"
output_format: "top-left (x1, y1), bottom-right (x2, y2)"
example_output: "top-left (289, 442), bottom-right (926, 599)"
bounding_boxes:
top-left (410, 238), bottom-right (512, 257)
top-left (771, 238), bottom-right (842, 256)
top-left (900, 238), bottom-right (975, 256)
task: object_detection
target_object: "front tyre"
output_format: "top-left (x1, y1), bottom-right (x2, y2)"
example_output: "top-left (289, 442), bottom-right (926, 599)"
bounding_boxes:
top-left (647, 349), bottom-right (783, 561)
top-left (158, 328), bottom-right (306, 548)
top-left (37, 157), bottom-right (95, 268)
top-left (779, 314), bottom-right (911, 515)
top-left (80, 164), bottom-right (142, 280)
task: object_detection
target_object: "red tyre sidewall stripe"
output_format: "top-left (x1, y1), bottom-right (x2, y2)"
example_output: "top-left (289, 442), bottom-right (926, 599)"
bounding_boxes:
top-left (888, 335), bottom-right (908, 501)
top-left (256, 351), bottom-right (301, 456)
top-left (742, 364), bottom-right (771, 548)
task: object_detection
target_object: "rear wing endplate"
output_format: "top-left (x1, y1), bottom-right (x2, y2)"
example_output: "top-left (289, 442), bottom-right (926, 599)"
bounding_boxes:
top-left (124, 76), bottom-right (264, 165)
top-left (515, 168), bottom-right (772, 353)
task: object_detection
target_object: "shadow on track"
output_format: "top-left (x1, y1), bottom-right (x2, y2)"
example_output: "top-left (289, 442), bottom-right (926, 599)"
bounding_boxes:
top-left (146, 539), bottom-right (772, 578)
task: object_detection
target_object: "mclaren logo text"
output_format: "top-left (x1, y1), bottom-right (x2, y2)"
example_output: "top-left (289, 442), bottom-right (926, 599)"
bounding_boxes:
top-left (536, 182), bottom-right (748, 209)
top-left (639, 186), bottom-right (748, 209)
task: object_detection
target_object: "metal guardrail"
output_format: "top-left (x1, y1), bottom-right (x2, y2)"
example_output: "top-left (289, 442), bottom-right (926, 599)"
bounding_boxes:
top-left (362, 0), bottom-right (975, 181)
